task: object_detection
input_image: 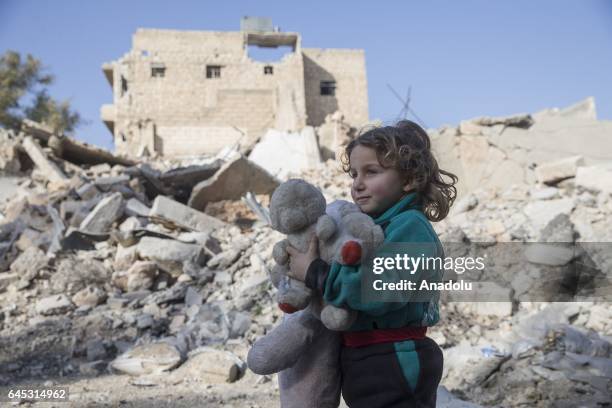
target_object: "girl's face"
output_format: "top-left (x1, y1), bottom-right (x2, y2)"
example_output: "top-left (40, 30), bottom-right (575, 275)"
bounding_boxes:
top-left (349, 145), bottom-right (413, 217)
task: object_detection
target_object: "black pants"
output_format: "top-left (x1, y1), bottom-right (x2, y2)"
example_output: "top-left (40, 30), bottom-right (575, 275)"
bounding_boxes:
top-left (340, 337), bottom-right (443, 408)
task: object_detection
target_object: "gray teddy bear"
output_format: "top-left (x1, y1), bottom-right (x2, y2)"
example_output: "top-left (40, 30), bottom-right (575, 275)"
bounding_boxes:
top-left (247, 179), bottom-right (384, 408)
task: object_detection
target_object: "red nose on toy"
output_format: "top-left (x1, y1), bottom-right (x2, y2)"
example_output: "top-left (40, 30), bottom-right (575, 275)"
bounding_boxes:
top-left (278, 303), bottom-right (299, 314)
top-left (341, 240), bottom-right (362, 265)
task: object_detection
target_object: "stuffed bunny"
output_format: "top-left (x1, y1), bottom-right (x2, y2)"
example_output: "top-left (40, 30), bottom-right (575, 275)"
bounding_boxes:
top-left (247, 179), bottom-right (384, 408)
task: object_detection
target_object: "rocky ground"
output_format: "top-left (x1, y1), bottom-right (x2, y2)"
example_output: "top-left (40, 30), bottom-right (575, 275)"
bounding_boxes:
top-left (1, 104), bottom-right (611, 407)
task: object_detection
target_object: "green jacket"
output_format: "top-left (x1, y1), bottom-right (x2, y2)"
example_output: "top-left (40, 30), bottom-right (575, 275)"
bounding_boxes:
top-left (322, 192), bottom-right (443, 332)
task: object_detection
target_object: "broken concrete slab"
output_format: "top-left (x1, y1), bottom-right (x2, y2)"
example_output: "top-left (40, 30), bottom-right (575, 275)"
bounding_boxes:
top-left (0, 176), bottom-right (22, 204)
top-left (158, 160), bottom-right (223, 194)
top-left (442, 340), bottom-right (508, 391)
top-left (21, 136), bottom-right (68, 183)
top-left (136, 237), bottom-right (206, 276)
top-left (316, 111), bottom-right (354, 160)
top-left (0, 272), bottom-right (19, 292)
top-left (170, 347), bottom-right (246, 383)
top-left (533, 97), bottom-right (597, 122)
top-left (94, 175), bottom-right (130, 191)
top-left (523, 198), bottom-right (576, 231)
top-left (471, 113), bottom-right (534, 129)
top-left (525, 244), bottom-right (576, 266)
top-left (22, 119), bottom-right (137, 167)
top-left (529, 186), bottom-right (560, 200)
top-left (248, 127), bottom-right (322, 179)
top-left (35, 294), bottom-right (74, 315)
top-left (458, 120), bottom-right (485, 135)
top-left (125, 198), bottom-right (151, 217)
top-left (575, 165), bottom-right (612, 195)
top-left (110, 342), bottom-right (182, 376)
top-left (150, 196), bottom-right (225, 233)
top-left (72, 285), bottom-right (107, 307)
top-left (188, 155), bottom-right (279, 211)
top-left (76, 183), bottom-right (100, 200)
top-left (10, 246), bottom-right (48, 277)
top-left (535, 156), bottom-right (584, 185)
top-left (79, 192), bottom-right (125, 234)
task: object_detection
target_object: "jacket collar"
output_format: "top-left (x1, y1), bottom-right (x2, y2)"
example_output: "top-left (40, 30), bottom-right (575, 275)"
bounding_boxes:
top-left (373, 192), bottom-right (422, 226)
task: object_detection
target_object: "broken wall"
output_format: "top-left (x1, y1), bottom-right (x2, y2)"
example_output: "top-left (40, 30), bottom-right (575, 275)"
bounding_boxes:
top-left (105, 29), bottom-right (309, 157)
top-left (429, 98), bottom-right (612, 198)
top-left (302, 48), bottom-right (369, 128)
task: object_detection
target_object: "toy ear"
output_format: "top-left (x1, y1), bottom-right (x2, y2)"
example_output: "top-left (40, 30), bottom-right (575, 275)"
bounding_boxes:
top-left (341, 240), bottom-right (362, 265)
top-left (272, 240), bottom-right (290, 265)
top-left (338, 201), bottom-right (360, 217)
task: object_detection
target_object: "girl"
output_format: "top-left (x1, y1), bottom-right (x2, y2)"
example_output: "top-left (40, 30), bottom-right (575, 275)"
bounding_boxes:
top-left (287, 120), bottom-right (457, 407)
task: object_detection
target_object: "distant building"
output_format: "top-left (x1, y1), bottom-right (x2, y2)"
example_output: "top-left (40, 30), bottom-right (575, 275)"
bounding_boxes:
top-left (101, 20), bottom-right (369, 157)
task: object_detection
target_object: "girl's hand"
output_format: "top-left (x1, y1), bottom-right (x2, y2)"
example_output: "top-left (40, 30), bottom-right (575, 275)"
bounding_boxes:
top-left (286, 236), bottom-right (319, 282)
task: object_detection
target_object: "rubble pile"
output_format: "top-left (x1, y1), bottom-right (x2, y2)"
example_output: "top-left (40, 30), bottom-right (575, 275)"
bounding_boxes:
top-left (0, 122), bottom-right (283, 389)
top-left (0, 98), bottom-right (611, 407)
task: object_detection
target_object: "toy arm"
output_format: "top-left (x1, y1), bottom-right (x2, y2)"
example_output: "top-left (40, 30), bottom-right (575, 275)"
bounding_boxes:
top-left (272, 239), bottom-right (290, 265)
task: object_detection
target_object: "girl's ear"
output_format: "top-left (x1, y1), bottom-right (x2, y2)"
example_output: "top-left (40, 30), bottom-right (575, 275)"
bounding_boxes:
top-left (402, 177), bottom-right (414, 193)
top-left (402, 183), bottom-right (414, 193)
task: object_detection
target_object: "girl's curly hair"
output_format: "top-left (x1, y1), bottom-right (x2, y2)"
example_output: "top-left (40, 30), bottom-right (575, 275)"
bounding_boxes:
top-left (341, 120), bottom-right (458, 222)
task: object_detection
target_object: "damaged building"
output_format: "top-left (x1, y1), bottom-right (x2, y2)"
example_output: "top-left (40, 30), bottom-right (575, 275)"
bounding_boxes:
top-left (100, 19), bottom-right (369, 157)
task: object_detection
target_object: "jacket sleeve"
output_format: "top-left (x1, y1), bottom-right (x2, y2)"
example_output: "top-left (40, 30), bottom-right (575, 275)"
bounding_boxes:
top-left (320, 214), bottom-right (441, 317)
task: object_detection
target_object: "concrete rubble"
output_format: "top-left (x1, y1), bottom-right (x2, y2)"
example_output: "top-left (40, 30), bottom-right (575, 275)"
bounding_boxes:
top-left (0, 98), bottom-right (611, 407)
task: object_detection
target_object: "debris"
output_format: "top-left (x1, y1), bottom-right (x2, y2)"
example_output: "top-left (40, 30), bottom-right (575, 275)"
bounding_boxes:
top-left (35, 294), bottom-right (74, 315)
top-left (72, 285), bottom-right (107, 307)
top-left (22, 119), bottom-right (136, 166)
top-left (575, 165), bottom-right (612, 194)
top-left (150, 195), bottom-right (225, 233)
top-left (525, 244), bottom-right (576, 266)
top-left (535, 156), bottom-right (584, 185)
top-left (188, 155), bottom-right (279, 210)
top-left (170, 347), bottom-right (246, 383)
top-left (110, 342), bottom-right (182, 376)
top-left (136, 237), bottom-right (206, 276)
top-left (120, 261), bottom-right (158, 292)
top-left (21, 136), bottom-right (68, 183)
top-left (248, 127), bottom-right (322, 179)
top-left (79, 192), bottom-right (125, 234)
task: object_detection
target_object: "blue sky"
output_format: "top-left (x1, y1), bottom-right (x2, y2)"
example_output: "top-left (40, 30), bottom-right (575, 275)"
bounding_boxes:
top-left (1, 0), bottom-right (611, 150)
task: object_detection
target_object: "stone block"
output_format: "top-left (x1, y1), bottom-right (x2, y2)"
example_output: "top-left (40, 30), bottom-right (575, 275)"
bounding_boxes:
top-left (36, 294), bottom-right (74, 315)
top-left (150, 195), bottom-right (225, 233)
top-left (79, 192), bottom-right (125, 234)
top-left (535, 156), bottom-right (584, 185)
top-left (188, 155), bottom-right (279, 211)
top-left (575, 165), bottom-right (612, 194)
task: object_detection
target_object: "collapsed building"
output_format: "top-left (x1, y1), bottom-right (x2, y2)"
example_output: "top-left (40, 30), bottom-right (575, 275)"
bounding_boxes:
top-left (100, 19), bottom-right (369, 157)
